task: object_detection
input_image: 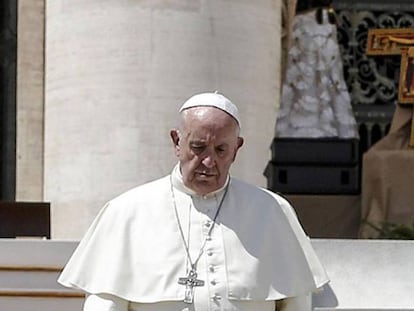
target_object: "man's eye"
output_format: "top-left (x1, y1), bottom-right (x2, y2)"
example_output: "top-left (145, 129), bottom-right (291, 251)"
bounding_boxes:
top-left (191, 146), bottom-right (204, 152)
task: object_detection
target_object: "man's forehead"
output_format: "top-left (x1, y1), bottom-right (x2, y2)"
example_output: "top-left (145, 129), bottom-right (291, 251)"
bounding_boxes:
top-left (187, 132), bottom-right (230, 146)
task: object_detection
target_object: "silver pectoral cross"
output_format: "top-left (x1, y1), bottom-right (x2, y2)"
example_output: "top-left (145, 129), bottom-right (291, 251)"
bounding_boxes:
top-left (178, 269), bottom-right (205, 303)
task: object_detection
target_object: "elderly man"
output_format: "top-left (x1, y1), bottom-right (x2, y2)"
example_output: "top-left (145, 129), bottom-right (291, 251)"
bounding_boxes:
top-left (59, 92), bottom-right (328, 311)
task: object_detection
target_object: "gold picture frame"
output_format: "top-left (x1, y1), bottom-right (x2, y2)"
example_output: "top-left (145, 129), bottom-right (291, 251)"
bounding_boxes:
top-left (399, 48), bottom-right (414, 104)
top-left (366, 29), bottom-right (414, 56)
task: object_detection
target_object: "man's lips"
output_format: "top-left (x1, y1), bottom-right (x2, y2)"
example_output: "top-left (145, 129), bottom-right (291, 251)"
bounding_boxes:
top-left (195, 171), bottom-right (217, 178)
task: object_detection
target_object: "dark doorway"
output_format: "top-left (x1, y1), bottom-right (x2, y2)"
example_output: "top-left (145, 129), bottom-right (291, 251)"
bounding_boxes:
top-left (0, 0), bottom-right (17, 200)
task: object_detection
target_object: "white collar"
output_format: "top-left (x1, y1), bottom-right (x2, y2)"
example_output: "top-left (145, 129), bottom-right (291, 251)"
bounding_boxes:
top-left (171, 163), bottom-right (229, 198)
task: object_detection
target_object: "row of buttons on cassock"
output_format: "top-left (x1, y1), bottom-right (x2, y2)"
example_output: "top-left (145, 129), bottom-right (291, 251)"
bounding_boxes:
top-left (204, 219), bottom-right (224, 310)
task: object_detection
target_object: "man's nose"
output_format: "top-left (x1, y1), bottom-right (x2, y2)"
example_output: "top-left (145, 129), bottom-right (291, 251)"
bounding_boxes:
top-left (202, 153), bottom-right (216, 168)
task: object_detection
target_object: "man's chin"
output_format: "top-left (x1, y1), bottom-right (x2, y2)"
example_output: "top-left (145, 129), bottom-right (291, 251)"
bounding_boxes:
top-left (192, 180), bottom-right (220, 195)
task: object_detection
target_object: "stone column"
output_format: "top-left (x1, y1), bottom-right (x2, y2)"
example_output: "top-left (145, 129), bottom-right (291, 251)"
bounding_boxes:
top-left (46, 0), bottom-right (282, 238)
top-left (16, 0), bottom-right (45, 201)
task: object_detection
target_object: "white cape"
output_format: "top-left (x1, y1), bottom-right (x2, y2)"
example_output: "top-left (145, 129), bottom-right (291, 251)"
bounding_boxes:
top-left (58, 173), bottom-right (328, 303)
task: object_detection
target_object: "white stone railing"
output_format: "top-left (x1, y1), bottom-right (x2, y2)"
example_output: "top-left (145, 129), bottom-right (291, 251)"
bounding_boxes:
top-left (312, 239), bottom-right (414, 310)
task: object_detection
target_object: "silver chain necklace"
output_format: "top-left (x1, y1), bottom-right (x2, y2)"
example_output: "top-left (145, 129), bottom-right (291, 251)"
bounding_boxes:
top-left (170, 176), bottom-right (230, 304)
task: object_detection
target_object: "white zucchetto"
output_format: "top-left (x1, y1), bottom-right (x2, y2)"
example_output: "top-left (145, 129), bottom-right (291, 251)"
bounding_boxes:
top-left (179, 92), bottom-right (241, 127)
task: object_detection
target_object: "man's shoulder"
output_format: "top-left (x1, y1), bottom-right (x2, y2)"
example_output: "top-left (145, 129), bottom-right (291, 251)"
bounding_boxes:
top-left (230, 177), bottom-right (284, 201)
top-left (230, 177), bottom-right (294, 212)
top-left (110, 175), bottom-right (171, 204)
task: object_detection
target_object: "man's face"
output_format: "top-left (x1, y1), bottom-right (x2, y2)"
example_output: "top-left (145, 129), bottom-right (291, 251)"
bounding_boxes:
top-left (170, 107), bottom-right (244, 195)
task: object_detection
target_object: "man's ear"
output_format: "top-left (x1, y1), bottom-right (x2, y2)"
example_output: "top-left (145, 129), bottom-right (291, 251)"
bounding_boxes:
top-left (170, 129), bottom-right (180, 153)
top-left (237, 137), bottom-right (244, 149)
top-left (232, 137), bottom-right (244, 162)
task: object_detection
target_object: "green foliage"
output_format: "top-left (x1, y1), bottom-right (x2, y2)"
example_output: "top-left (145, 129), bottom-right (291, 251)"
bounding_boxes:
top-left (365, 221), bottom-right (414, 240)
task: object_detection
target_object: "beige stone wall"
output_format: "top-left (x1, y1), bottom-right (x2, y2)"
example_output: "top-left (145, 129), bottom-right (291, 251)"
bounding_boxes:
top-left (45, 0), bottom-right (282, 238)
top-left (15, 0), bottom-right (45, 201)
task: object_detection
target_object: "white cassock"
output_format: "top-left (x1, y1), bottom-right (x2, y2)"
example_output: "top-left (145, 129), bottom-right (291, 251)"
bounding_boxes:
top-left (58, 164), bottom-right (329, 310)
